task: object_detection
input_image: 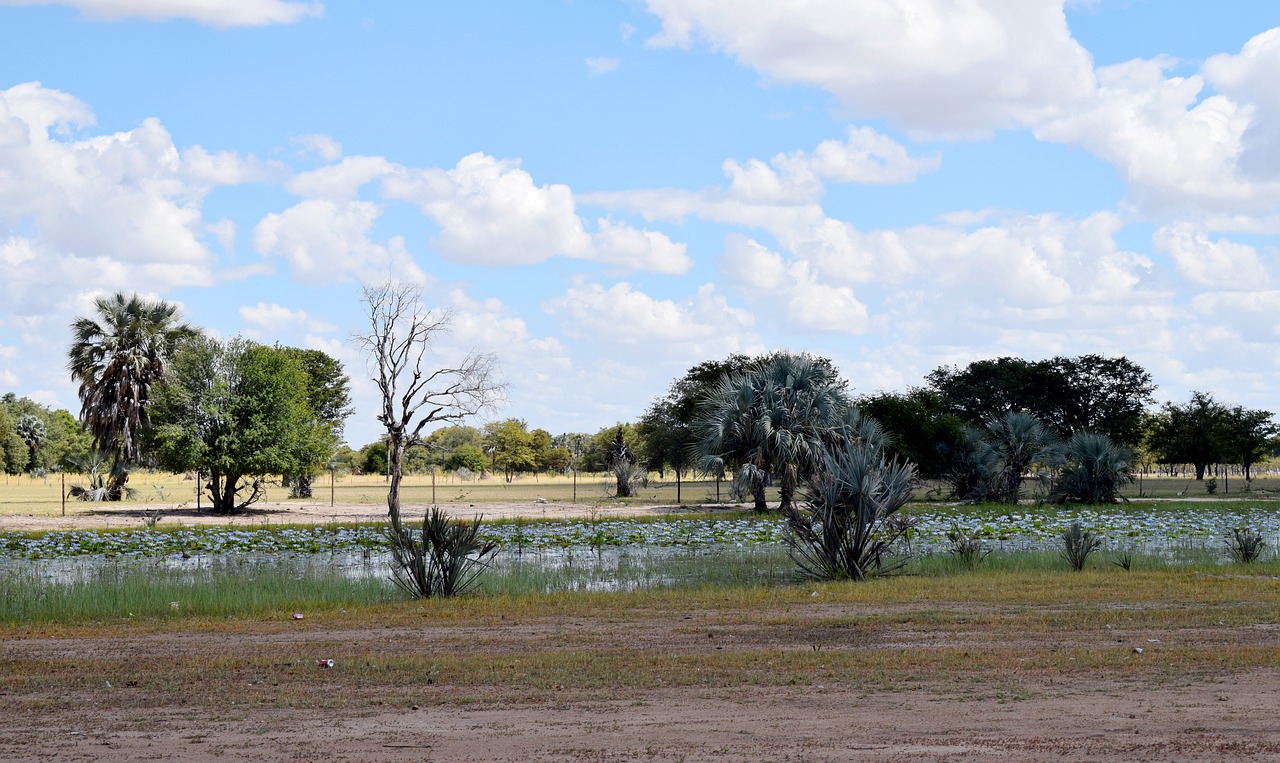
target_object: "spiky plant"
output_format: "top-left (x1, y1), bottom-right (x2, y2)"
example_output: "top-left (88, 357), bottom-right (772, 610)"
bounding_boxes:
top-left (1061, 521), bottom-right (1102, 571)
top-left (388, 507), bottom-right (498, 598)
top-left (785, 431), bottom-right (917, 581)
top-left (67, 293), bottom-right (198, 498)
top-left (15, 414), bottom-right (46, 472)
top-left (1051, 431), bottom-right (1134, 504)
top-left (1226, 528), bottom-right (1265, 564)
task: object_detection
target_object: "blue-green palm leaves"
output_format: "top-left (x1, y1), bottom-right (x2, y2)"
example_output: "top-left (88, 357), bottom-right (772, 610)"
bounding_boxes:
top-left (692, 352), bottom-right (877, 512)
top-left (1051, 431), bottom-right (1133, 504)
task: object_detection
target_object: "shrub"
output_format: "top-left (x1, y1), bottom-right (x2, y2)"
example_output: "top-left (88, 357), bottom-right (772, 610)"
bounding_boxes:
top-left (1060, 521), bottom-right (1102, 571)
top-left (1226, 528), bottom-right (1265, 564)
top-left (1050, 431), bottom-right (1134, 504)
top-left (784, 436), bottom-right (917, 581)
top-left (946, 522), bottom-right (990, 570)
top-left (388, 507), bottom-right (498, 598)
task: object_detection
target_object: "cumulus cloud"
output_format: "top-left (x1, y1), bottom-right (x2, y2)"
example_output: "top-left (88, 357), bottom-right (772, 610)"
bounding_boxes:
top-left (383, 152), bottom-right (690, 273)
top-left (286, 155), bottom-right (396, 201)
top-left (1205, 28), bottom-right (1280, 182)
top-left (642, 0), bottom-right (1095, 135)
top-left (1035, 57), bottom-right (1275, 215)
top-left (0, 82), bottom-right (265, 316)
top-left (544, 280), bottom-right (755, 357)
top-left (252, 199), bottom-right (425, 284)
top-left (238, 302), bottom-right (337, 334)
top-left (1153, 224), bottom-right (1271, 288)
top-left (0, 0), bottom-right (323, 26)
top-left (718, 236), bottom-right (871, 334)
top-left (775, 126), bottom-right (941, 185)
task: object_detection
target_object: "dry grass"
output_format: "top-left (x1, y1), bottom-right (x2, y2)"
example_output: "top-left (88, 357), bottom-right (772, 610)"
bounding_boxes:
top-left (3, 566), bottom-right (1278, 712)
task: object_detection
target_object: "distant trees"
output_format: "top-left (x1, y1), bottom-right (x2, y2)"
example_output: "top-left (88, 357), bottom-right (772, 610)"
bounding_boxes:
top-left (856, 389), bottom-right (963, 480)
top-left (0, 394), bottom-right (93, 474)
top-left (148, 337), bottom-right (337, 515)
top-left (67, 292), bottom-right (199, 498)
top-left (927, 355), bottom-right (1155, 448)
top-left (483, 418), bottom-right (538, 481)
top-left (1147, 392), bottom-right (1277, 481)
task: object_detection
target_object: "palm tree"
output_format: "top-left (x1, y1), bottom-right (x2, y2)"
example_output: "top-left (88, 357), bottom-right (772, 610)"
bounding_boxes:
top-left (67, 292), bottom-right (198, 499)
top-left (1050, 431), bottom-right (1134, 504)
top-left (692, 352), bottom-right (874, 513)
top-left (980, 411), bottom-right (1059, 503)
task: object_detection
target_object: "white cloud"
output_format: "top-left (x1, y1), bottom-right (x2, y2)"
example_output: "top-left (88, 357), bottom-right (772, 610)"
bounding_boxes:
top-left (252, 199), bottom-right (425, 284)
top-left (1153, 224), bottom-right (1271, 288)
top-left (776, 126), bottom-right (941, 185)
top-left (286, 155), bottom-right (395, 201)
top-left (384, 152), bottom-right (591, 266)
top-left (0, 0), bottom-right (323, 26)
top-left (290, 133), bottom-right (343, 162)
top-left (585, 57), bottom-right (621, 77)
top-left (383, 152), bottom-right (689, 273)
top-left (591, 218), bottom-right (692, 274)
top-left (718, 236), bottom-right (871, 334)
top-left (238, 302), bottom-right (337, 334)
top-left (545, 280), bottom-right (755, 355)
top-left (1035, 57), bottom-right (1274, 215)
top-left (643, 0), bottom-right (1095, 135)
top-left (1205, 27), bottom-right (1280, 182)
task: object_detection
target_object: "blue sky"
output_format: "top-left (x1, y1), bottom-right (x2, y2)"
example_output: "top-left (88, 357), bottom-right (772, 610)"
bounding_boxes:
top-left (2, 0), bottom-right (1279, 449)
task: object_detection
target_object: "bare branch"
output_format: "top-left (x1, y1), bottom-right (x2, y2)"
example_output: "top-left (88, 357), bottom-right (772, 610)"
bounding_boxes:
top-left (352, 279), bottom-right (506, 529)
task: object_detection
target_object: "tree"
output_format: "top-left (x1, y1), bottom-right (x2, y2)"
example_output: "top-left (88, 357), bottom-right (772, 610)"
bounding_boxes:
top-left (856, 389), bottom-right (964, 479)
top-left (0, 407), bottom-right (26, 474)
top-left (483, 418), bottom-right (537, 481)
top-left (1050, 431), bottom-right (1134, 504)
top-left (67, 292), bottom-right (199, 498)
top-left (785, 415), bottom-right (917, 580)
top-left (927, 355), bottom-right (1155, 447)
top-left (941, 411), bottom-right (1058, 503)
top-left (15, 414), bottom-right (46, 472)
top-left (1218, 405), bottom-right (1278, 481)
top-left (352, 280), bottom-right (502, 535)
top-left (149, 337), bottom-right (332, 514)
top-left (444, 443), bottom-right (487, 474)
top-left (1147, 392), bottom-right (1229, 480)
top-left (692, 352), bottom-right (865, 513)
top-left (277, 347), bottom-right (353, 497)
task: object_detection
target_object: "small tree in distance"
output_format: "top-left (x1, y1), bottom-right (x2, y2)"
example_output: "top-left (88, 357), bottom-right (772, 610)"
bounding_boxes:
top-left (353, 280), bottom-right (504, 596)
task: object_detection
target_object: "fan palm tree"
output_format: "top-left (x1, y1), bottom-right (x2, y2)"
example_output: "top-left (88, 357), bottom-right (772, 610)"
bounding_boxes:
top-left (980, 410), bottom-right (1059, 503)
top-left (67, 292), bottom-right (199, 499)
top-left (1050, 431), bottom-right (1134, 504)
top-left (692, 352), bottom-right (877, 513)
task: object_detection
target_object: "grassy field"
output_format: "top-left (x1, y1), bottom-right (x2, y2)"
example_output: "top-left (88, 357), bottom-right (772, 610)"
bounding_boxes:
top-left (4, 560), bottom-right (1279, 703)
top-left (5, 469), bottom-right (1280, 517)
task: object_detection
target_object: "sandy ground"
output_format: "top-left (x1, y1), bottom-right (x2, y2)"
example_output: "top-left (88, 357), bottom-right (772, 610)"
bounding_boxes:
top-left (0, 500), bottom-right (687, 532)
top-left (5, 681), bottom-right (1280, 762)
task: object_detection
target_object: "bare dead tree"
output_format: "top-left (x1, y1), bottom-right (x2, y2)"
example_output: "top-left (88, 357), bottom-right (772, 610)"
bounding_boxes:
top-left (352, 280), bottom-right (504, 534)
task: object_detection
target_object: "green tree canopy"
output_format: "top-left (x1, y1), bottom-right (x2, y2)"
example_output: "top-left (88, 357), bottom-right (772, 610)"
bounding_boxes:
top-left (927, 355), bottom-right (1154, 447)
top-left (482, 418), bottom-right (537, 481)
top-left (1147, 391), bottom-right (1228, 481)
top-left (148, 337), bottom-right (331, 514)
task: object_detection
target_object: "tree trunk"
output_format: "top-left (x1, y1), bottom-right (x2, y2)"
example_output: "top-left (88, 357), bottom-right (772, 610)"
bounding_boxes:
top-left (1194, 462), bottom-right (1206, 480)
top-left (752, 476), bottom-right (767, 512)
top-left (387, 431), bottom-right (407, 533)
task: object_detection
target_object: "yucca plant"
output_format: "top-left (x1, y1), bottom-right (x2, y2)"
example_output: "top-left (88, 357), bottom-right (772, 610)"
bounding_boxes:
top-left (1226, 528), bottom-right (1265, 564)
top-left (785, 431), bottom-right (917, 581)
top-left (946, 521), bottom-right (990, 570)
top-left (1051, 431), bottom-right (1134, 504)
top-left (1061, 521), bottom-right (1102, 571)
top-left (388, 507), bottom-right (498, 598)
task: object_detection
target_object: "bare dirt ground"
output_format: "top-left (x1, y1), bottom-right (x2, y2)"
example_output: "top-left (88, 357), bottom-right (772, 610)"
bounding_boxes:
top-left (5, 681), bottom-right (1280, 762)
top-left (4, 599), bottom-right (1280, 761)
top-left (0, 499), bottom-right (681, 533)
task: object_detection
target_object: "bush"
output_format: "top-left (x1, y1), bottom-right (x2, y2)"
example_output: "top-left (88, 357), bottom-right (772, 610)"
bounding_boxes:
top-left (1060, 521), bottom-right (1102, 571)
top-left (785, 437), bottom-right (917, 581)
top-left (1050, 431), bottom-right (1134, 504)
top-left (946, 522), bottom-right (989, 570)
top-left (388, 507), bottom-right (498, 598)
top-left (1226, 528), bottom-right (1265, 564)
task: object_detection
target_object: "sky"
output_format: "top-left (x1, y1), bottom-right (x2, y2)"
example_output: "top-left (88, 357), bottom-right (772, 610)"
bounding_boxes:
top-left (2, 0), bottom-right (1280, 449)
